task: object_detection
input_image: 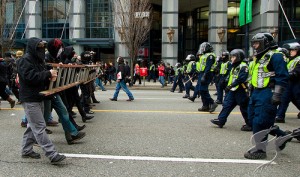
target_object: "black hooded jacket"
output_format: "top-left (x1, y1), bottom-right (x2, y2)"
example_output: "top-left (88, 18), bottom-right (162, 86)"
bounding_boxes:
top-left (17, 37), bottom-right (52, 102)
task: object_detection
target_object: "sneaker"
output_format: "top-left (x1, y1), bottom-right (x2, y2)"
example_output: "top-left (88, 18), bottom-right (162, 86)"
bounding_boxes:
top-left (109, 98), bottom-right (117, 101)
top-left (47, 120), bottom-right (59, 126)
top-left (244, 150), bottom-right (267, 159)
top-left (51, 154), bottom-right (66, 164)
top-left (182, 94), bottom-right (189, 99)
top-left (210, 119), bottom-right (224, 128)
top-left (21, 121), bottom-right (27, 128)
top-left (77, 125), bottom-right (86, 131)
top-left (275, 116), bottom-right (285, 123)
top-left (241, 124), bottom-right (252, 131)
top-left (198, 106), bottom-right (209, 112)
top-left (67, 132), bottom-right (86, 145)
top-left (126, 98), bottom-right (134, 101)
top-left (188, 97), bottom-right (196, 102)
top-left (22, 151), bottom-right (41, 159)
top-left (209, 103), bottom-right (218, 113)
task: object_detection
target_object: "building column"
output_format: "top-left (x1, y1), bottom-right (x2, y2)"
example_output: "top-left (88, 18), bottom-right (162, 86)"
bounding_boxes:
top-left (208, 0), bottom-right (228, 56)
top-left (25, 0), bottom-right (42, 39)
top-left (161, 0), bottom-right (178, 66)
top-left (70, 0), bottom-right (85, 54)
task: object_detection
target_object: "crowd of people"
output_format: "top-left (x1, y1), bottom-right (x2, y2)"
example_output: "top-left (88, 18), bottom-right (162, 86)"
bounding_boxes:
top-left (1, 31), bottom-right (300, 163)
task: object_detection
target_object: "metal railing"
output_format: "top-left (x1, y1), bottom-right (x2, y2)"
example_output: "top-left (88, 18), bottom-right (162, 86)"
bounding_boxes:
top-left (40, 63), bottom-right (100, 96)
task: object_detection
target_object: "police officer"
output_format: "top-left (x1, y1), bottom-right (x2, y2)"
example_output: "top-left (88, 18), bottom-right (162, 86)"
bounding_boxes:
top-left (210, 49), bottom-right (251, 131)
top-left (147, 61), bottom-right (156, 82)
top-left (189, 42), bottom-right (218, 113)
top-left (215, 51), bottom-right (231, 104)
top-left (244, 32), bottom-right (290, 159)
top-left (183, 54), bottom-right (196, 98)
top-left (170, 63), bottom-right (185, 93)
top-left (275, 42), bottom-right (300, 123)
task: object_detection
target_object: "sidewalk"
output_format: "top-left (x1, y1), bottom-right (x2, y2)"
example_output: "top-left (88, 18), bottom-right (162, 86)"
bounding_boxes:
top-left (103, 79), bottom-right (217, 91)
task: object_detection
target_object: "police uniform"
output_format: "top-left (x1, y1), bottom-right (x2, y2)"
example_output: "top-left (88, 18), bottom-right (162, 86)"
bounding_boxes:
top-left (244, 33), bottom-right (289, 160)
top-left (216, 52), bottom-right (232, 104)
top-left (211, 49), bottom-right (251, 130)
top-left (276, 42), bottom-right (300, 122)
top-left (191, 42), bottom-right (218, 112)
top-left (171, 63), bottom-right (185, 92)
top-left (183, 55), bottom-right (196, 98)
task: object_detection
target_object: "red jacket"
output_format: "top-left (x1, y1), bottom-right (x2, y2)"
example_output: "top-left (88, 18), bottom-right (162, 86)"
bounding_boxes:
top-left (158, 65), bottom-right (165, 76)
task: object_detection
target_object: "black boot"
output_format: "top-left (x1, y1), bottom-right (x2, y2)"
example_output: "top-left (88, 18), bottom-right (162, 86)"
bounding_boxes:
top-left (188, 97), bottom-right (196, 102)
top-left (7, 97), bottom-right (15, 108)
top-left (198, 106), bottom-right (209, 112)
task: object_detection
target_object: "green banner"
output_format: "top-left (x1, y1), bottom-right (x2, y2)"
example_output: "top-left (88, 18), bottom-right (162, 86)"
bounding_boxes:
top-left (239, 0), bottom-right (246, 26)
top-left (246, 0), bottom-right (252, 24)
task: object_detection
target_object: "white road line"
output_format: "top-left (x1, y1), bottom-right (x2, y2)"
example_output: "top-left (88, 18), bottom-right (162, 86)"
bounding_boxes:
top-left (62, 153), bottom-right (276, 164)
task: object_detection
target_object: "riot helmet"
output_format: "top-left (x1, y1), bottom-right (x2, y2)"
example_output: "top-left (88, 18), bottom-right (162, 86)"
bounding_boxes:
top-left (230, 49), bottom-right (245, 64)
top-left (277, 47), bottom-right (290, 58)
top-left (185, 54), bottom-right (195, 61)
top-left (263, 32), bottom-right (278, 49)
top-left (198, 42), bottom-right (213, 55)
top-left (251, 32), bottom-right (273, 56)
top-left (175, 63), bottom-right (182, 67)
top-left (221, 51), bottom-right (230, 62)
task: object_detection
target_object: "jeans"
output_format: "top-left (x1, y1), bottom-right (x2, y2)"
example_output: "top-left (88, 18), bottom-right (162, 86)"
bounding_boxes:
top-left (158, 76), bottom-right (165, 86)
top-left (113, 80), bottom-right (134, 99)
top-left (95, 78), bottom-right (106, 90)
top-left (44, 95), bottom-right (78, 136)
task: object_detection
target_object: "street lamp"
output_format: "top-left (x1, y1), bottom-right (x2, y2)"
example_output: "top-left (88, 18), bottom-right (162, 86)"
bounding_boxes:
top-left (166, 27), bottom-right (175, 43)
top-left (217, 28), bottom-right (226, 43)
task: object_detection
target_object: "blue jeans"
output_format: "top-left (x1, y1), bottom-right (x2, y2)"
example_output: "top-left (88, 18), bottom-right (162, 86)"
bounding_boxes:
top-left (113, 80), bottom-right (134, 99)
top-left (44, 95), bottom-right (78, 136)
top-left (158, 76), bottom-right (165, 86)
top-left (95, 78), bottom-right (106, 90)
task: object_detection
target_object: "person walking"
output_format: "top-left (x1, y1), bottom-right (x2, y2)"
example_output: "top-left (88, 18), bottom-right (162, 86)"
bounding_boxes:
top-left (17, 37), bottom-right (66, 164)
top-left (158, 62), bottom-right (165, 88)
top-left (109, 57), bottom-right (134, 101)
top-left (244, 32), bottom-right (291, 159)
top-left (210, 49), bottom-right (252, 131)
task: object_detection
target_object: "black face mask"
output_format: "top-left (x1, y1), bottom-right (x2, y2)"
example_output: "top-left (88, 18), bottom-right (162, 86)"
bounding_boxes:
top-left (36, 47), bottom-right (46, 61)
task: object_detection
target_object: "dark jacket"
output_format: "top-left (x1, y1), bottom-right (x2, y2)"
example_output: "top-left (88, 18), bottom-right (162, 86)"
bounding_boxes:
top-left (17, 37), bottom-right (52, 102)
top-left (0, 59), bottom-right (9, 83)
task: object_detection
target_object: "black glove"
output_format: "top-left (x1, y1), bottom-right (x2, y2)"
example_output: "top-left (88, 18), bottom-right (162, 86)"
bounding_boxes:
top-left (271, 85), bottom-right (285, 105)
top-left (289, 71), bottom-right (298, 80)
top-left (225, 85), bottom-right (232, 92)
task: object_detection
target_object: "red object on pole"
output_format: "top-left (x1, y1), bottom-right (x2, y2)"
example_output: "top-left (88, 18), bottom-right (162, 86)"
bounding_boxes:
top-left (139, 67), bottom-right (148, 77)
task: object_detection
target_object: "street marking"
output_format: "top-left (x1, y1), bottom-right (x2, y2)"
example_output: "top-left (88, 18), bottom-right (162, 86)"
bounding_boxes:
top-left (0, 108), bottom-right (298, 115)
top-left (62, 153), bottom-right (276, 164)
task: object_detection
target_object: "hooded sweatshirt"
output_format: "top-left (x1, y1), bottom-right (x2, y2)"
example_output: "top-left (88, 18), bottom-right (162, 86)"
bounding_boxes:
top-left (17, 37), bottom-right (52, 102)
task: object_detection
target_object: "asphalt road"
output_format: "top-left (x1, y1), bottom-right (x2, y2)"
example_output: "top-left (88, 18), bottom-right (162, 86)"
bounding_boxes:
top-left (0, 89), bottom-right (299, 177)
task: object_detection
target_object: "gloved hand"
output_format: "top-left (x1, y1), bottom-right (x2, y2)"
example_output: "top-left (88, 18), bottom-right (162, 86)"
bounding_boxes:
top-left (271, 85), bottom-right (285, 105)
top-left (289, 71), bottom-right (298, 80)
top-left (225, 85), bottom-right (232, 92)
top-left (200, 74), bottom-right (207, 84)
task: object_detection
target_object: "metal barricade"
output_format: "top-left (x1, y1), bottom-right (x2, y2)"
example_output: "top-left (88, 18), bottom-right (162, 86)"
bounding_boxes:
top-left (40, 63), bottom-right (100, 96)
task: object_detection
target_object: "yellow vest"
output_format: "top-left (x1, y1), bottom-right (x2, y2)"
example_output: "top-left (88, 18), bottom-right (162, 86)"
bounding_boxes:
top-left (228, 62), bottom-right (248, 91)
top-left (251, 51), bottom-right (281, 88)
top-left (197, 53), bottom-right (217, 72)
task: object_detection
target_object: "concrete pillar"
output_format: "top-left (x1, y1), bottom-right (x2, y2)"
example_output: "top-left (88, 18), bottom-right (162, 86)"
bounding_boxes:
top-left (114, 0), bottom-right (129, 62)
top-left (25, 0), bottom-right (42, 38)
top-left (208, 0), bottom-right (228, 56)
top-left (70, 0), bottom-right (85, 54)
top-left (161, 0), bottom-right (178, 66)
top-left (249, 0), bottom-right (279, 56)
